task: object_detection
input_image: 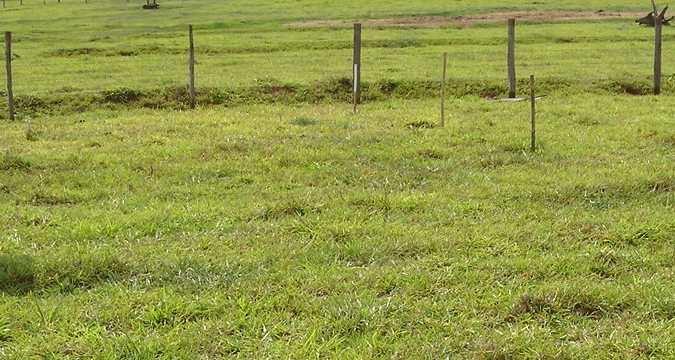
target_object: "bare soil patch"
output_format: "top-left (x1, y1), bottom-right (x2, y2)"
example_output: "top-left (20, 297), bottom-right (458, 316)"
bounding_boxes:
top-left (288, 10), bottom-right (643, 29)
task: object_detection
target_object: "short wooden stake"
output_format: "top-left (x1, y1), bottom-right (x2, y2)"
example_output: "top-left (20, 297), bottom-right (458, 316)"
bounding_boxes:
top-left (5, 32), bottom-right (15, 121)
top-left (440, 52), bottom-right (447, 128)
top-left (530, 75), bottom-right (536, 152)
top-left (188, 24), bottom-right (196, 109)
top-left (353, 23), bottom-right (362, 113)
top-left (654, 13), bottom-right (663, 95)
top-left (507, 19), bottom-right (517, 98)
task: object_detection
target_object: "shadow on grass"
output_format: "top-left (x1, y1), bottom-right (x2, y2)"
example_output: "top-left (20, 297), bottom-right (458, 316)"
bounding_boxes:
top-left (0, 254), bottom-right (35, 295)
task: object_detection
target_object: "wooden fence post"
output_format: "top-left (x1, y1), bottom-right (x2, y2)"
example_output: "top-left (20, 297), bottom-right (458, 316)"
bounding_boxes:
top-left (530, 75), bottom-right (536, 152)
top-left (5, 32), bottom-right (15, 121)
top-left (353, 23), bottom-right (362, 113)
top-left (654, 13), bottom-right (662, 95)
top-left (440, 52), bottom-right (447, 127)
top-left (507, 19), bottom-right (517, 98)
top-left (188, 24), bottom-right (196, 109)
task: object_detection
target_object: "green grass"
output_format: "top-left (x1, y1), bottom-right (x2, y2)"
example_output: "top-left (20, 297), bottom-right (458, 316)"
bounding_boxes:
top-left (0, 0), bottom-right (672, 98)
top-left (1, 96), bottom-right (674, 357)
top-left (1, 0), bottom-right (675, 358)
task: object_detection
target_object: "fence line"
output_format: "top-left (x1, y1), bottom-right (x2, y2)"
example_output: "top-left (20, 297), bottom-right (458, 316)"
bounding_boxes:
top-left (0, 17), bottom-right (668, 122)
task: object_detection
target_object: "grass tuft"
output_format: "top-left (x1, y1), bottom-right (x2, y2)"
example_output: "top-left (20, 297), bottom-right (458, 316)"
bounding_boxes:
top-left (290, 117), bottom-right (319, 126)
top-left (143, 299), bottom-right (212, 328)
top-left (254, 201), bottom-right (320, 221)
top-left (406, 120), bottom-right (436, 129)
top-left (0, 316), bottom-right (11, 343)
top-left (509, 291), bottom-right (627, 320)
top-left (39, 251), bottom-right (131, 292)
top-left (28, 190), bottom-right (77, 206)
top-left (416, 148), bottom-right (447, 160)
top-left (0, 151), bottom-right (31, 171)
top-left (0, 254), bottom-right (35, 293)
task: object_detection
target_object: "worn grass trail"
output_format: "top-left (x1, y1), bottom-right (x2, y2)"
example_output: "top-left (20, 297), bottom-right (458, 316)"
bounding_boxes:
top-left (1, 94), bottom-right (673, 357)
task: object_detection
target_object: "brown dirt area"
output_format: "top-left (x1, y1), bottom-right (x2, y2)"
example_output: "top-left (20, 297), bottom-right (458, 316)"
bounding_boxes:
top-left (287, 10), bottom-right (645, 29)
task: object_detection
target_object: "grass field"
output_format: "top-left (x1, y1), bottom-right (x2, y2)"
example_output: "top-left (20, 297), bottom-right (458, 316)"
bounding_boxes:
top-left (1, 0), bottom-right (675, 358)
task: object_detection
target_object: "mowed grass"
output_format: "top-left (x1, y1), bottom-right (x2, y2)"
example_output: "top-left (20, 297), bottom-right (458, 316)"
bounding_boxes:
top-left (1, 0), bottom-right (675, 358)
top-left (0, 0), bottom-right (672, 96)
top-left (1, 94), bottom-right (674, 357)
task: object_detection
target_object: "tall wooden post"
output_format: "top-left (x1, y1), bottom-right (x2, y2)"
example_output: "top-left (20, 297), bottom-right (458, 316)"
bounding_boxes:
top-left (188, 24), bottom-right (196, 109)
top-left (353, 23), bottom-right (362, 113)
top-left (654, 13), bottom-right (663, 95)
top-left (507, 19), bottom-right (517, 98)
top-left (440, 52), bottom-right (447, 128)
top-left (530, 75), bottom-right (536, 152)
top-left (5, 32), bottom-right (15, 121)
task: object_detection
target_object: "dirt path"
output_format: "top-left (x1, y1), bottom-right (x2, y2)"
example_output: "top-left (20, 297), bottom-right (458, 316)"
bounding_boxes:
top-left (288, 10), bottom-right (644, 29)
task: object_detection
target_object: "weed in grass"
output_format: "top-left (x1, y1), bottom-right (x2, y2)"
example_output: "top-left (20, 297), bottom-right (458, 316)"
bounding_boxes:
top-left (24, 119), bottom-right (38, 142)
top-left (0, 316), bottom-right (11, 343)
top-left (406, 120), bottom-right (436, 129)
